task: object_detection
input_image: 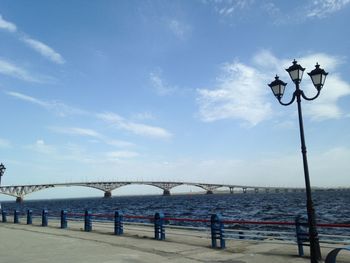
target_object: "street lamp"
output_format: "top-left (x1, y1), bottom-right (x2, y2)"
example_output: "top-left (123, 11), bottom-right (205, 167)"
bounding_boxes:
top-left (268, 60), bottom-right (328, 263)
top-left (0, 163), bottom-right (5, 185)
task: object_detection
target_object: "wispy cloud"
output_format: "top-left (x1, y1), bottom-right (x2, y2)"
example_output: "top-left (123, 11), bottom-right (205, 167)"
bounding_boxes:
top-left (26, 139), bottom-right (57, 155)
top-left (5, 91), bottom-right (87, 116)
top-left (306, 0), bottom-right (350, 18)
top-left (97, 112), bottom-right (172, 139)
top-left (0, 14), bottom-right (65, 64)
top-left (106, 151), bottom-right (140, 160)
top-left (21, 36), bottom-right (65, 64)
top-left (197, 50), bottom-right (350, 125)
top-left (197, 60), bottom-right (272, 126)
top-left (204, 1), bottom-right (349, 24)
top-left (0, 14), bottom-right (17, 32)
top-left (0, 58), bottom-right (46, 82)
top-left (132, 112), bottom-right (156, 121)
top-left (202, 0), bottom-right (254, 17)
top-left (168, 19), bottom-right (191, 40)
top-left (0, 138), bottom-right (11, 148)
top-left (296, 53), bottom-right (350, 120)
top-left (50, 127), bottom-right (101, 138)
top-left (49, 126), bottom-right (134, 148)
top-left (6, 90), bottom-right (173, 140)
top-left (149, 69), bottom-right (176, 96)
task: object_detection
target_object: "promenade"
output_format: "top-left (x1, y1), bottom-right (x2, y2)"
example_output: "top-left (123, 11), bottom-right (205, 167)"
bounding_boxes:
top-left (1, 220), bottom-right (349, 263)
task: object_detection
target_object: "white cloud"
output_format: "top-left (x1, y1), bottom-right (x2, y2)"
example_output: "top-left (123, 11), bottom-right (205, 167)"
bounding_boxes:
top-left (49, 126), bottom-right (134, 148)
top-left (149, 70), bottom-right (176, 96)
top-left (297, 54), bottom-right (350, 120)
top-left (0, 59), bottom-right (44, 82)
top-left (0, 15), bottom-right (64, 64)
top-left (5, 90), bottom-right (171, 140)
top-left (197, 50), bottom-right (350, 125)
top-left (208, 0), bottom-right (254, 16)
top-left (132, 112), bottom-right (156, 121)
top-left (6, 91), bottom-right (87, 117)
top-left (6, 91), bottom-right (50, 107)
top-left (21, 36), bottom-right (65, 64)
top-left (104, 139), bottom-right (134, 148)
top-left (50, 127), bottom-right (101, 138)
top-left (0, 138), bottom-right (11, 148)
top-left (197, 61), bottom-right (272, 126)
top-left (0, 14), bottom-right (17, 32)
top-left (106, 151), bottom-right (140, 160)
top-left (306, 0), bottom-right (350, 18)
top-left (27, 139), bottom-right (57, 155)
top-left (97, 112), bottom-right (173, 139)
top-left (168, 19), bottom-right (191, 40)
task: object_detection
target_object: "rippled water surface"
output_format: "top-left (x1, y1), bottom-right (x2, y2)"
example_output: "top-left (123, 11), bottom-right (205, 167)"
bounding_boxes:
top-left (2, 191), bottom-right (349, 235)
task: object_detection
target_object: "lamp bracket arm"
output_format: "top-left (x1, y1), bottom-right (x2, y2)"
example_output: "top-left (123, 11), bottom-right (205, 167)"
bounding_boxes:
top-left (301, 90), bottom-right (320, 101)
top-left (278, 92), bottom-right (296, 106)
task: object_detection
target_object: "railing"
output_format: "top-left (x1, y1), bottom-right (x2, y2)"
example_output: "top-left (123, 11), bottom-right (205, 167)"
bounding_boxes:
top-left (1, 208), bottom-right (350, 257)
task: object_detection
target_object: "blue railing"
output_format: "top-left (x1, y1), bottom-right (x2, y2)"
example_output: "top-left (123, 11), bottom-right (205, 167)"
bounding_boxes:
top-left (1, 208), bottom-right (350, 257)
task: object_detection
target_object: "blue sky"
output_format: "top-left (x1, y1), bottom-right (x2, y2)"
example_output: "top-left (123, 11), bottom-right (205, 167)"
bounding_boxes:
top-left (1, 0), bottom-right (350, 200)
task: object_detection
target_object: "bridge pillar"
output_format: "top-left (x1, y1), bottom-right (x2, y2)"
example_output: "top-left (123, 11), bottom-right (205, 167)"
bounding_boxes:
top-left (163, 189), bottom-right (171, 196)
top-left (206, 190), bottom-right (214, 194)
top-left (242, 188), bottom-right (247, 194)
top-left (104, 191), bottom-right (112, 198)
top-left (16, 196), bottom-right (23, 203)
top-left (254, 188), bottom-right (259, 194)
top-left (229, 187), bottom-right (234, 194)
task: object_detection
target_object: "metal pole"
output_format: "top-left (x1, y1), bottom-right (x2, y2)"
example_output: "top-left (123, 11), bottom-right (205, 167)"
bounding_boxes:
top-left (295, 83), bottom-right (322, 262)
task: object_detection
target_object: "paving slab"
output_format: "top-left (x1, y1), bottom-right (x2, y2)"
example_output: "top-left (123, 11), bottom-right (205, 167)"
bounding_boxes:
top-left (0, 222), bottom-right (349, 263)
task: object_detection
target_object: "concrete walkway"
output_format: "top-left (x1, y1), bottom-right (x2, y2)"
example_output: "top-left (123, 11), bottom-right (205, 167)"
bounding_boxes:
top-left (0, 222), bottom-right (349, 263)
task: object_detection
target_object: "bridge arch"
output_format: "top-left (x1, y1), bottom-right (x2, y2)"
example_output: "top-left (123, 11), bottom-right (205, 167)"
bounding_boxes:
top-left (111, 184), bottom-right (164, 196)
top-left (169, 184), bottom-right (207, 194)
top-left (23, 186), bottom-right (104, 201)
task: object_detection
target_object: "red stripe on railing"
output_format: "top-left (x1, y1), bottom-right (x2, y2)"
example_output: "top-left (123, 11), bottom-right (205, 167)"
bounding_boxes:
top-left (124, 215), bottom-right (153, 220)
top-left (62, 212), bottom-right (350, 228)
top-left (164, 217), bottom-right (210, 223)
top-left (91, 214), bottom-right (114, 218)
top-left (222, 220), bottom-right (295, 226)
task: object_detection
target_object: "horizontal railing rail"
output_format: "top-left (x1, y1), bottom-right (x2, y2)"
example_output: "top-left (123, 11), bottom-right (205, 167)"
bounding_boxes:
top-left (1, 208), bottom-right (349, 257)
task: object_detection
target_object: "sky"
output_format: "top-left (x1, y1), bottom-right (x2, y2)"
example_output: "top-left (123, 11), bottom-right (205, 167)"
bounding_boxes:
top-left (0, 0), bottom-right (350, 200)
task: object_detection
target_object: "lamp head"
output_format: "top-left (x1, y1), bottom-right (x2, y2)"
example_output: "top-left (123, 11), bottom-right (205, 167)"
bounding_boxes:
top-left (268, 75), bottom-right (287, 100)
top-left (286, 59), bottom-right (305, 84)
top-left (307, 63), bottom-right (328, 91)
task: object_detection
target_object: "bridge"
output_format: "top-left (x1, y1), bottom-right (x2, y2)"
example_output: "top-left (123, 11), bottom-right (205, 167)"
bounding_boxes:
top-left (0, 181), bottom-right (303, 202)
top-left (0, 181), bottom-right (346, 202)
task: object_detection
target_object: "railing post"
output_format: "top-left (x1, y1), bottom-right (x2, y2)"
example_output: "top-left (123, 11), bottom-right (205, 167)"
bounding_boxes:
top-left (27, 209), bottom-right (33, 225)
top-left (211, 214), bottom-right (225, 249)
top-left (1, 210), bottom-right (7, 223)
top-left (14, 210), bottom-right (19, 224)
top-left (295, 215), bottom-right (305, 256)
top-left (42, 209), bottom-right (48, 227)
top-left (154, 212), bottom-right (165, 240)
top-left (60, 210), bottom-right (67, 229)
top-left (84, 210), bottom-right (92, 232)
top-left (114, 211), bottom-right (123, 235)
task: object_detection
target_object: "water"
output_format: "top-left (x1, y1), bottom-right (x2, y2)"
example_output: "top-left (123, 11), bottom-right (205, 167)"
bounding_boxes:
top-left (1, 191), bottom-right (349, 235)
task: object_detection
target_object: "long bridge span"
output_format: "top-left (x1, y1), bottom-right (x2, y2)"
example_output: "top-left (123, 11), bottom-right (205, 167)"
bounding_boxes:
top-left (0, 181), bottom-right (343, 202)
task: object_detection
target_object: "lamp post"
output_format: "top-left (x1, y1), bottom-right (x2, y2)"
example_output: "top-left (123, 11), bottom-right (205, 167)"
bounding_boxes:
top-left (268, 60), bottom-right (328, 263)
top-left (0, 163), bottom-right (5, 185)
